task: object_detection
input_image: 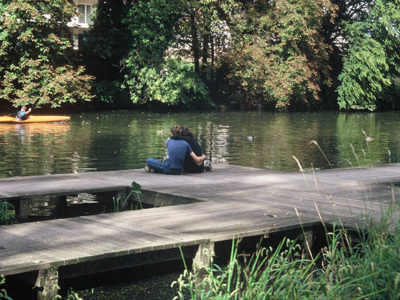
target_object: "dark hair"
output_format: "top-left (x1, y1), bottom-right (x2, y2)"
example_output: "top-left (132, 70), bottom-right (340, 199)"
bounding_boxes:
top-left (170, 125), bottom-right (181, 136)
top-left (180, 126), bottom-right (194, 138)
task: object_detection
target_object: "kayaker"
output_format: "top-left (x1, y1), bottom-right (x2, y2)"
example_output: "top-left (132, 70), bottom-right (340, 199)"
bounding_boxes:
top-left (16, 106), bottom-right (31, 121)
top-left (145, 125), bottom-right (206, 174)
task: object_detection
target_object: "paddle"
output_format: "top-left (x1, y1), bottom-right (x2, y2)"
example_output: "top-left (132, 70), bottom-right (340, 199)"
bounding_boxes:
top-left (30, 98), bottom-right (40, 111)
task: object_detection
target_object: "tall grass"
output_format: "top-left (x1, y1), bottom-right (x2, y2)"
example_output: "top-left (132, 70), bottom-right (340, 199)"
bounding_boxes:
top-left (0, 200), bottom-right (17, 225)
top-left (173, 209), bottom-right (400, 300)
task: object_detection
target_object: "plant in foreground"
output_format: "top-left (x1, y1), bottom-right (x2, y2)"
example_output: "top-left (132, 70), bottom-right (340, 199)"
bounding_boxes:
top-left (173, 207), bottom-right (400, 300)
top-left (0, 200), bottom-right (17, 225)
top-left (112, 181), bottom-right (143, 212)
top-left (173, 237), bottom-right (323, 300)
top-left (0, 275), bottom-right (12, 300)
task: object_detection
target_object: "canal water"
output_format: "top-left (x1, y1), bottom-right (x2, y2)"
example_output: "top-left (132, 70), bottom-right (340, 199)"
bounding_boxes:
top-left (1, 110), bottom-right (399, 178)
top-left (1, 110), bottom-right (400, 299)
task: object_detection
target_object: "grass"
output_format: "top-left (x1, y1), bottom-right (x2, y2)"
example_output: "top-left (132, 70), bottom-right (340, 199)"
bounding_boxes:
top-left (172, 206), bottom-right (400, 300)
top-left (0, 200), bottom-right (17, 225)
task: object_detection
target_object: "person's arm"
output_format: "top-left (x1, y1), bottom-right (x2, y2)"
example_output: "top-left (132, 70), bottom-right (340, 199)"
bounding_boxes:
top-left (26, 108), bottom-right (32, 115)
top-left (190, 152), bottom-right (206, 166)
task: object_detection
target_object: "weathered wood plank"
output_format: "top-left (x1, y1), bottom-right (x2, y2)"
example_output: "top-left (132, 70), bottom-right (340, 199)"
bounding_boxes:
top-left (0, 163), bottom-right (399, 280)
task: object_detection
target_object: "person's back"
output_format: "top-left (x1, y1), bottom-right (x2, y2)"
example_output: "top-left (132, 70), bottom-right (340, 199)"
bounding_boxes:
top-left (165, 138), bottom-right (193, 172)
top-left (171, 135), bottom-right (204, 173)
top-left (145, 125), bottom-right (205, 174)
top-left (171, 126), bottom-right (206, 173)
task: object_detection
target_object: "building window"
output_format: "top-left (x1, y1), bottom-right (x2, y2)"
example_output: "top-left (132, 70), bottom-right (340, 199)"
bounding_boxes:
top-left (78, 4), bottom-right (93, 25)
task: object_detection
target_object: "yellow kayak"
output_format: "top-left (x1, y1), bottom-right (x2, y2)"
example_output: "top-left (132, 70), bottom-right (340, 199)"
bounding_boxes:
top-left (0, 115), bottom-right (71, 123)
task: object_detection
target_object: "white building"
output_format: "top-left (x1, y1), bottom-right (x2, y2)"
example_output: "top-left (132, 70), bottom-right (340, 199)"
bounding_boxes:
top-left (68, 0), bottom-right (98, 48)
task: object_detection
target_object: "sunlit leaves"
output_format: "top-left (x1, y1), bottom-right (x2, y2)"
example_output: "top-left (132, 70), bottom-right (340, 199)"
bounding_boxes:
top-left (218, 0), bottom-right (336, 110)
top-left (338, 37), bottom-right (390, 109)
top-left (122, 0), bottom-right (210, 107)
top-left (336, 0), bottom-right (400, 109)
top-left (0, 0), bottom-right (93, 108)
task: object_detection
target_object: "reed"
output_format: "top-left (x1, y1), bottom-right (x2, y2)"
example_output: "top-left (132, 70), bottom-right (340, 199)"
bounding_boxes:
top-left (0, 200), bottom-right (17, 225)
top-left (173, 207), bottom-right (399, 300)
top-left (64, 288), bottom-right (83, 300)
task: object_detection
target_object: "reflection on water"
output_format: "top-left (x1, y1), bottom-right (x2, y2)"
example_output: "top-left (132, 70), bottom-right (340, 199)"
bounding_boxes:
top-left (1, 111), bottom-right (400, 178)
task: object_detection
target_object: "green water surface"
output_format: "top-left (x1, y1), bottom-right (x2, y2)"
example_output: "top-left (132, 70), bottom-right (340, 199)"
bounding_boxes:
top-left (0, 110), bottom-right (399, 178)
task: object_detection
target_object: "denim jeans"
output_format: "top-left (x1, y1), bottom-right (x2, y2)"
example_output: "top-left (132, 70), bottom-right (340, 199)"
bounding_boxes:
top-left (146, 158), bottom-right (183, 175)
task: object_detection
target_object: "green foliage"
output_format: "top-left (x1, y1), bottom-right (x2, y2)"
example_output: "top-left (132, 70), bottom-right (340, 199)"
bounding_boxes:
top-left (174, 210), bottom-right (400, 299)
top-left (0, 200), bottom-right (17, 225)
top-left (337, 0), bottom-right (400, 109)
top-left (174, 238), bottom-right (323, 299)
top-left (126, 0), bottom-right (179, 65)
top-left (0, 0), bottom-right (93, 109)
top-left (337, 35), bottom-right (391, 110)
top-left (75, 0), bottom-right (400, 111)
top-left (113, 181), bottom-right (144, 212)
top-left (122, 0), bottom-right (213, 107)
top-left (125, 59), bottom-right (211, 107)
top-left (64, 288), bottom-right (83, 300)
top-left (323, 217), bottom-right (400, 300)
top-left (79, 0), bottom-right (133, 106)
top-left (376, 81), bottom-right (400, 109)
top-left (216, 0), bottom-right (336, 110)
top-left (0, 275), bottom-right (12, 300)
top-left (127, 181), bottom-right (143, 210)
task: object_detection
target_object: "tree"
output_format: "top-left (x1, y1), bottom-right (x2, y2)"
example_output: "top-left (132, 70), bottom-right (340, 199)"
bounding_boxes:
top-left (336, 0), bottom-right (400, 109)
top-left (79, 0), bottom-right (134, 107)
top-left (214, 0), bottom-right (337, 110)
top-left (122, 0), bottom-right (211, 107)
top-left (0, 0), bottom-right (93, 109)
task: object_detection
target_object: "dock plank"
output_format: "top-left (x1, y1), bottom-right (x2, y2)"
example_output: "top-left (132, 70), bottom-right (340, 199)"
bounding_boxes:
top-left (1, 163), bottom-right (399, 280)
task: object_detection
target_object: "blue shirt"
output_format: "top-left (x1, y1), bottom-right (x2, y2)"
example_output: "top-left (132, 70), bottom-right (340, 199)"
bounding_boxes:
top-left (165, 138), bottom-right (193, 172)
top-left (17, 110), bottom-right (26, 119)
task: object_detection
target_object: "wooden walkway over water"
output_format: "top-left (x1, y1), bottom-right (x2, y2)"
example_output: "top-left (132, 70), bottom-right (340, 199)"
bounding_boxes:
top-left (1, 164), bottom-right (400, 298)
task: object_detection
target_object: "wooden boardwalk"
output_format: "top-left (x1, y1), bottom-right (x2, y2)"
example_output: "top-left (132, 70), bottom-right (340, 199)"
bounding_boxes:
top-left (1, 164), bottom-right (400, 297)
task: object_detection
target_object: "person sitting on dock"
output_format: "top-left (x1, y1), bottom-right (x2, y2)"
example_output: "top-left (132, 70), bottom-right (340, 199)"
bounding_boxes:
top-left (145, 125), bottom-right (206, 174)
top-left (16, 106), bottom-right (31, 121)
top-left (170, 125), bottom-right (212, 172)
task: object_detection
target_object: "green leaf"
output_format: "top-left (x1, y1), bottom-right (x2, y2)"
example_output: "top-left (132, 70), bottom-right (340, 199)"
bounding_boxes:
top-left (131, 181), bottom-right (142, 190)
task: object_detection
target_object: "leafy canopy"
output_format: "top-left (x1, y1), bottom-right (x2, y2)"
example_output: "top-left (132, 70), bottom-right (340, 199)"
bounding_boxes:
top-left (121, 0), bottom-right (211, 107)
top-left (216, 0), bottom-right (337, 110)
top-left (0, 0), bottom-right (93, 109)
top-left (337, 0), bottom-right (400, 109)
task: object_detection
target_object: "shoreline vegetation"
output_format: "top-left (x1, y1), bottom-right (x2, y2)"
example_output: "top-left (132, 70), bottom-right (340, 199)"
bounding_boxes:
top-left (172, 207), bottom-right (400, 300)
top-left (169, 151), bottom-right (400, 299)
top-left (1, 1), bottom-right (400, 114)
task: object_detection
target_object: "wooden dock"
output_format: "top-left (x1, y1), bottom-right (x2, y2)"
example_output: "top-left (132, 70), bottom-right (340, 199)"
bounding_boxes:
top-left (1, 164), bottom-right (400, 298)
